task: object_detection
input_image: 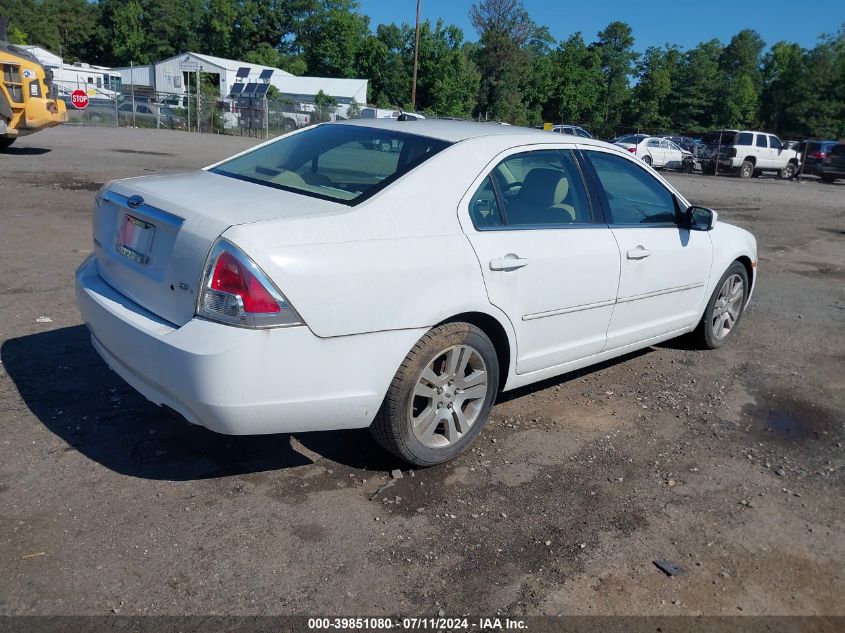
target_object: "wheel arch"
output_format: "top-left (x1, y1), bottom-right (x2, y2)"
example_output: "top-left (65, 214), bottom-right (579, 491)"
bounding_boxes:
top-left (743, 156), bottom-right (757, 165)
top-left (436, 311), bottom-right (512, 391)
top-left (735, 255), bottom-right (755, 302)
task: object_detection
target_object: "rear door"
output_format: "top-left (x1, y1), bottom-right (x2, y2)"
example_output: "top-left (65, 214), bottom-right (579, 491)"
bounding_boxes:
top-left (459, 146), bottom-right (620, 374)
top-left (580, 148), bottom-right (713, 350)
top-left (645, 138), bottom-right (664, 166)
top-left (754, 133), bottom-right (771, 168)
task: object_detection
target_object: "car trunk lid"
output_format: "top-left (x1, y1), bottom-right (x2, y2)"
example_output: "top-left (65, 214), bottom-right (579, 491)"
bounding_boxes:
top-left (93, 170), bottom-right (340, 326)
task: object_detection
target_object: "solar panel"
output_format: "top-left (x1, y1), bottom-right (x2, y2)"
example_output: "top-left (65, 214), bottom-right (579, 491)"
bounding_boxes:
top-left (229, 83), bottom-right (245, 96)
top-left (241, 82), bottom-right (258, 97)
top-left (258, 69), bottom-right (274, 80)
top-left (236, 66), bottom-right (251, 78)
top-left (254, 84), bottom-right (270, 97)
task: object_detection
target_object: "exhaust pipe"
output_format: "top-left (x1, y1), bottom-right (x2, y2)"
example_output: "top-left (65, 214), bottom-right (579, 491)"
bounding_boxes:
top-left (0, 17), bottom-right (8, 43)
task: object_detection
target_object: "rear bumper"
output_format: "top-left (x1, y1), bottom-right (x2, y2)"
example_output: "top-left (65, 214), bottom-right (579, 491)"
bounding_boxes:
top-left (75, 256), bottom-right (423, 435)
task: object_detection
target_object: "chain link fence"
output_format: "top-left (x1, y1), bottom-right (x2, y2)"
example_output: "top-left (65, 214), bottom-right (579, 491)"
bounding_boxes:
top-left (54, 80), bottom-right (346, 138)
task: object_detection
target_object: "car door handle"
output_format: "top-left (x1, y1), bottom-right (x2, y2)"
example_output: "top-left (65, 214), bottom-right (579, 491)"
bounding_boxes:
top-left (627, 246), bottom-right (652, 260)
top-left (490, 256), bottom-right (529, 271)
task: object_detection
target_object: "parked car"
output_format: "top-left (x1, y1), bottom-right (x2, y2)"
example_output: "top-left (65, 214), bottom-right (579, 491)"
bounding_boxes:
top-left (117, 101), bottom-right (184, 129)
top-left (549, 124), bottom-right (592, 138)
top-left (360, 107), bottom-right (425, 121)
top-left (156, 94), bottom-right (187, 108)
top-left (614, 135), bottom-right (694, 171)
top-left (819, 143), bottom-right (845, 183)
top-left (75, 120), bottom-right (757, 466)
top-left (699, 130), bottom-right (799, 178)
top-left (796, 140), bottom-right (838, 175)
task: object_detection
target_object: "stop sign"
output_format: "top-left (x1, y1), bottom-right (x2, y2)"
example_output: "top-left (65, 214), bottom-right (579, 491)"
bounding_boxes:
top-left (70, 90), bottom-right (89, 110)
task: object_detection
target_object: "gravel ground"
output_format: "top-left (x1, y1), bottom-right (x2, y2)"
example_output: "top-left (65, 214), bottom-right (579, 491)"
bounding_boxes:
top-left (0, 125), bottom-right (843, 617)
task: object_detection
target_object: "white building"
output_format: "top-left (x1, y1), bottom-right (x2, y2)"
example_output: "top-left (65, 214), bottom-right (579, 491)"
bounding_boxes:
top-left (114, 52), bottom-right (368, 106)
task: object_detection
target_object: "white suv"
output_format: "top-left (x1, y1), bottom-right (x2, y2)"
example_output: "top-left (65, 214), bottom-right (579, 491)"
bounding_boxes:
top-left (701, 130), bottom-right (799, 179)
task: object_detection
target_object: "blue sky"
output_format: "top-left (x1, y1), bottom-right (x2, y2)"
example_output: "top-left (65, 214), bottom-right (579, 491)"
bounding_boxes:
top-left (356, 0), bottom-right (845, 52)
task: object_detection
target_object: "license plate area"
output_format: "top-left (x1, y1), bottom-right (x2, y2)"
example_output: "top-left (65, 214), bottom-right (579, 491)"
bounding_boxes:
top-left (116, 214), bottom-right (156, 264)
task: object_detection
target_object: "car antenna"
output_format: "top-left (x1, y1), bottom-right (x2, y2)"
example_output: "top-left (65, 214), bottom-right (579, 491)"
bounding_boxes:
top-left (375, 68), bottom-right (413, 122)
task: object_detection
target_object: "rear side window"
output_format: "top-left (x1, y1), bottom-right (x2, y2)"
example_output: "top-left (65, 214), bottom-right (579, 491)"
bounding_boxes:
top-left (211, 124), bottom-right (450, 205)
top-left (468, 177), bottom-right (502, 228)
top-left (832, 145), bottom-right (845, 156)
top-left (585, 151), bottom-right (678, 226)
top-left (755, 135), bottom-right (768, 148)
top-left (737, 132), bottom-right (753, 146)
top-left (469, 150), bottom-right (592, 229)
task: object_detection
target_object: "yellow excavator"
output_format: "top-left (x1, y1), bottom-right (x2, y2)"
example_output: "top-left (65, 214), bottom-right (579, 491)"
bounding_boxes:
top-left (1, 16), bottom-right (67, 150)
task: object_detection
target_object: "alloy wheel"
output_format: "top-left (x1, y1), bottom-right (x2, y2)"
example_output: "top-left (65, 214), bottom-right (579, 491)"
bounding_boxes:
top-left (711, 274), bottom-right (744, 340)
top-left (409, 345), bottom-right (489, 449)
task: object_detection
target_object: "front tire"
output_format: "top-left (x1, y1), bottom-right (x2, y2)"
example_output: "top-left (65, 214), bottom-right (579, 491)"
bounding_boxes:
top-left (0, 137), bottom-right (16, 150)
top-left (779, 162), bottom-right (796, 179)
top-left (692, 262), bottom-right (749, 349)
top-left (371, 322), bottom-right (499, 466)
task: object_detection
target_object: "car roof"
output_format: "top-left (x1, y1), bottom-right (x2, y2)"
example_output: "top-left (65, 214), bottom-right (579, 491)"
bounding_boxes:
top-left (332, 118), bottom-right (600, 144)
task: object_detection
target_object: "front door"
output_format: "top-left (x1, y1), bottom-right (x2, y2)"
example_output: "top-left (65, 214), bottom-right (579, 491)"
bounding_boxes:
top-left (581, 148), bottom-right (713, 350)
top-left (460, 147), bottom-right (620, 374)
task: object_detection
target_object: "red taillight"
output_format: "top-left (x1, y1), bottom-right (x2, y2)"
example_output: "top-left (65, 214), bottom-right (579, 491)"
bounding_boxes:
top-left (211, 250), bottom-right (280, 313)
top-left (809, 151), bottom-right (826, 159)
top-left (627, 147), bottom-right (636, 153)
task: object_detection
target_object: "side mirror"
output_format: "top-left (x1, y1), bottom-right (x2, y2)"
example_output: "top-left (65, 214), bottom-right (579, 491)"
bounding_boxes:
top-left (685, 206), bottom-right (718, 231)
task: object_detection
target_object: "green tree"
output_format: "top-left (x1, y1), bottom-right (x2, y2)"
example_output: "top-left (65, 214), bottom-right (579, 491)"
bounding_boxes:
top-left (595, 21), bottom-right (638, 134)
top-left (2, 0), bottom-right (61, 52)
top-left (666, 39), bottom-right (724, 131)
top-left (430, 41), bottom-right (479, 117)
top-left (36, 0), bottom-right (99, 61)
top-left (201, 0), bottom-right (238, 57)
top-left (109, 0), bottom-right (147, 65)
top-left (356, 24), bottom-right (410, 106)
top-left (300, 0), bottom-right (369, 77)
top-left (760, 41), bottom-right (805, 134)
top-left (629, 46), bottom-right (679, 131)
top-left (544, 33), bottom-right (602, 128)
top-left (470, 0), bottom-right (538, 124)
top-left (718, 29), bottom-right (765, 127)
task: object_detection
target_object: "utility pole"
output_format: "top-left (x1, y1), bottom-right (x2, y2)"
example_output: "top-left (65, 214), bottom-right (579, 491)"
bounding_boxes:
top-left (411, 0), bottom-right (421, 110)
top-left (130, 60), bottom-right (136, 128)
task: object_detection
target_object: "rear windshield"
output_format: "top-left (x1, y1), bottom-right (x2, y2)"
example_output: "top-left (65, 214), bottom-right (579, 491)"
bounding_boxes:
top-left (702, 131), bottom-right (736, 145)
top-left (617, 134), bottom-right (649, 144)
top-left (210, 124), bottom-right (451, 205)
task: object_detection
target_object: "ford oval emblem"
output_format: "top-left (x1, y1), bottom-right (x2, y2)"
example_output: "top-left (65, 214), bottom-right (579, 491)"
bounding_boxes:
top-left (127, 195), bottom-right (144, 209)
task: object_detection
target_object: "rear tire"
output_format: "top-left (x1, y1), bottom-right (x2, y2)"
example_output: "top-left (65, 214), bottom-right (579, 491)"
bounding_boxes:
top-left (643, 155), bottom-right (652, 166)
top-left (0, 137), bottom-right (16, 150)
top-left (739, 160), bottom-right (754, 179)
top-left (691, 262), bottom-right (749, 350)
top-left (821, 174), bottom-right (836, 183)
top-left (371, 322), bottom-right (499, 466)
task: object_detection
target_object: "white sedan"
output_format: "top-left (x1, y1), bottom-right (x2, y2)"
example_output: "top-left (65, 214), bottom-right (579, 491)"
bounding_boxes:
top-left (614, 134), bottom-right (693, 170)
top-left (76, 120), bottom-right (757, 466)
